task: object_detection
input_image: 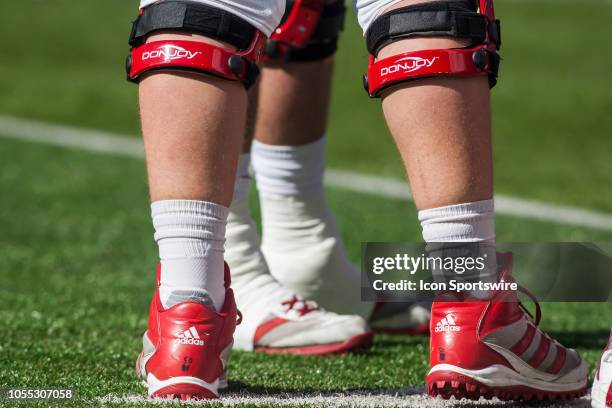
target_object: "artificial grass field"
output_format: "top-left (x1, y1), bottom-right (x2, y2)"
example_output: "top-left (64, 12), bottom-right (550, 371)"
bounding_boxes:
top-left (1, 137), bottom-right (611, 407)
top-left (1, 0), bottom-right (611, 406)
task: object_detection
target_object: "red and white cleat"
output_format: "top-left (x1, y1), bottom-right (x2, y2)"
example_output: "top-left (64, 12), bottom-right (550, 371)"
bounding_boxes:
top-left (135, 263), bottom-right (238, 400)
top-left (225, 175), bottom-right (372, 355)
top-left (239, 294), bottom-right (373, 356)
top-left (592, 331), bottom-right (612, 408)
top-left (427, 253), bottom-right (588, 402)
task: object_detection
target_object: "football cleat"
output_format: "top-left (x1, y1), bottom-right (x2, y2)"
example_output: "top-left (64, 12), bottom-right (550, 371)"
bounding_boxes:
top-left (592, 331), bottom-right (612, 408)
top-left (369, 301), bottom-right (430, 335)
top-left (427, 253), bottom-right (588, 401)
top-left (226, 175), bottom-right (373, 355)
top-left (135, 263), bottom-right (238, 399)
top-left (247, 294), bottom-right (373, 355)
top-left (228, 170), bottom-right (427, 339)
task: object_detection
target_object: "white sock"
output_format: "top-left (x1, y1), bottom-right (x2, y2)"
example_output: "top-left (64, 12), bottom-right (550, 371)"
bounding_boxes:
top-left (418, 199), bottom-right (495, 243)
top-left (152, 200), bottom-right (228, 311)
top-left (251, 137), bottom-right (372, 318)
top-left (418, 199), bottom-right (497, 289)
top-left (251, 137), bottom-right (325, 196)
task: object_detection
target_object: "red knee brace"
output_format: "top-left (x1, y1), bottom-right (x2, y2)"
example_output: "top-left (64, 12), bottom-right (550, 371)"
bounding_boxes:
top-left (126, 1), bottom-right (267, 88)
top-left (128, 32), bottom-right (266, 88)
top-left (364, 0), bottom-right (501, 97)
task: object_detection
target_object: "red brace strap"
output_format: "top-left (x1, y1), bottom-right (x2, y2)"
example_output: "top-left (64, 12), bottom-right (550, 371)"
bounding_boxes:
top-left (364, 0), bottom-right (500, 98)
top-left (127, 31), bottom-right (266, 88)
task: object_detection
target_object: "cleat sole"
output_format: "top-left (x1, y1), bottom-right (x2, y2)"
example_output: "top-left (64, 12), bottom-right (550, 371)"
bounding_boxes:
top-left (426, 370), bottom-right (587, 402)
top-left (255, 331), bottom-right (373, 356)
top-left (151, 384), bottom-right (218, 400)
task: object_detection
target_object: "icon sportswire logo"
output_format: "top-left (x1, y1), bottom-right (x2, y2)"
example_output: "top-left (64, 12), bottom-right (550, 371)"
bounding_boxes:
top-left (142, 45), bottom-right (201, 62)
top-left (380, 56), bottom-right (439, 76)
top-left (434, 313), bottom-right (460, 333)
top-left (174, 326), bottom-right (207, 346)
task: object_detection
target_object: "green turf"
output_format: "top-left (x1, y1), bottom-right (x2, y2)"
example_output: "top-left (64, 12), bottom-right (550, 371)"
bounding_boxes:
top-left (1, 1), bottom-right (611, 211)
top-left (1, 138), bottom-right (610, 407)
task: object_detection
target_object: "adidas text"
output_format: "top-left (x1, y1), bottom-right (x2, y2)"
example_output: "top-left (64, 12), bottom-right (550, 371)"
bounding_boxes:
top-left (174, 337), bottom-right (205, 346)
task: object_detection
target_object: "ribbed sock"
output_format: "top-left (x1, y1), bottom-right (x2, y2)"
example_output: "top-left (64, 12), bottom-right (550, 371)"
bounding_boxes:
top-left (152, 200), bottom-right (228, 311)
top-left (418, 200), bottom-right (496, 243)
top-left (251, 137), bottom-right (325, 197)
top-left (418, 199), bottom-right (498, 291)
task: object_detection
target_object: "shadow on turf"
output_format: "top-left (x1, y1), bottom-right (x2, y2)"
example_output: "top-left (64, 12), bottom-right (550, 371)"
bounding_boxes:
top-left (226, 380), bottom-right (425, 397)
top-left (373, 335), bottom-right (427, 347)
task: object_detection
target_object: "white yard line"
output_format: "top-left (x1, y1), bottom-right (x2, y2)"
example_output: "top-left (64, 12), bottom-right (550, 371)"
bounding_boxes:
top-left (2, 114), bottom-right (612, 232)
top-left (325, 170), bottom-right (612, 232)
top-left (96, 388), bottom-right (590, 407)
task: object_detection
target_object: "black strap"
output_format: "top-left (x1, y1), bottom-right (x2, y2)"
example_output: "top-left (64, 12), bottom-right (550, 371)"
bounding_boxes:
top-left (366, 1), bottom-right (486, 56)
top-left (310, 0), bottom-right (346, 43)
top-left (129, 0), bottom-right (255, 50)
top-left (275, 0), bottom-right (346, 61)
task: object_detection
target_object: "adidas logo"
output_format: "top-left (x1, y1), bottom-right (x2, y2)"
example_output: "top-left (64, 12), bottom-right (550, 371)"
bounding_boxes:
top-left (174, 326), bottom-right (206, 346)
top-left (434, 313), bottom-right (461, 333)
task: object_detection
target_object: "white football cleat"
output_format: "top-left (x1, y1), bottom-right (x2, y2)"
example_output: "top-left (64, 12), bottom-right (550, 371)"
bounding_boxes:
top-left (248, 294), bottom-right (373, 355)
top-left (226, 174), bottom-right (372, 355)
top-left (592, 331), bottom-right (612, 408)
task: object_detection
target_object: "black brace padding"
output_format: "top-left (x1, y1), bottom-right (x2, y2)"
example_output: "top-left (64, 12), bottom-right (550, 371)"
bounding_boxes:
top-left (129, 0), bottom-right (255, 50)
top-left (366, 0), bottom-right (487, 56)
top-left (284, 0), bottom-right (346, 61)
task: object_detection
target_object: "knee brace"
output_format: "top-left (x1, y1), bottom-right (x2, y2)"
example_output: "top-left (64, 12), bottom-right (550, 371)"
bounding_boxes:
top-left (264, 0), bottom-right (346, 61)
top-left (126, 0), bottom-right (266, 88)
top-left (363, 0), bottom-right (501, 97)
